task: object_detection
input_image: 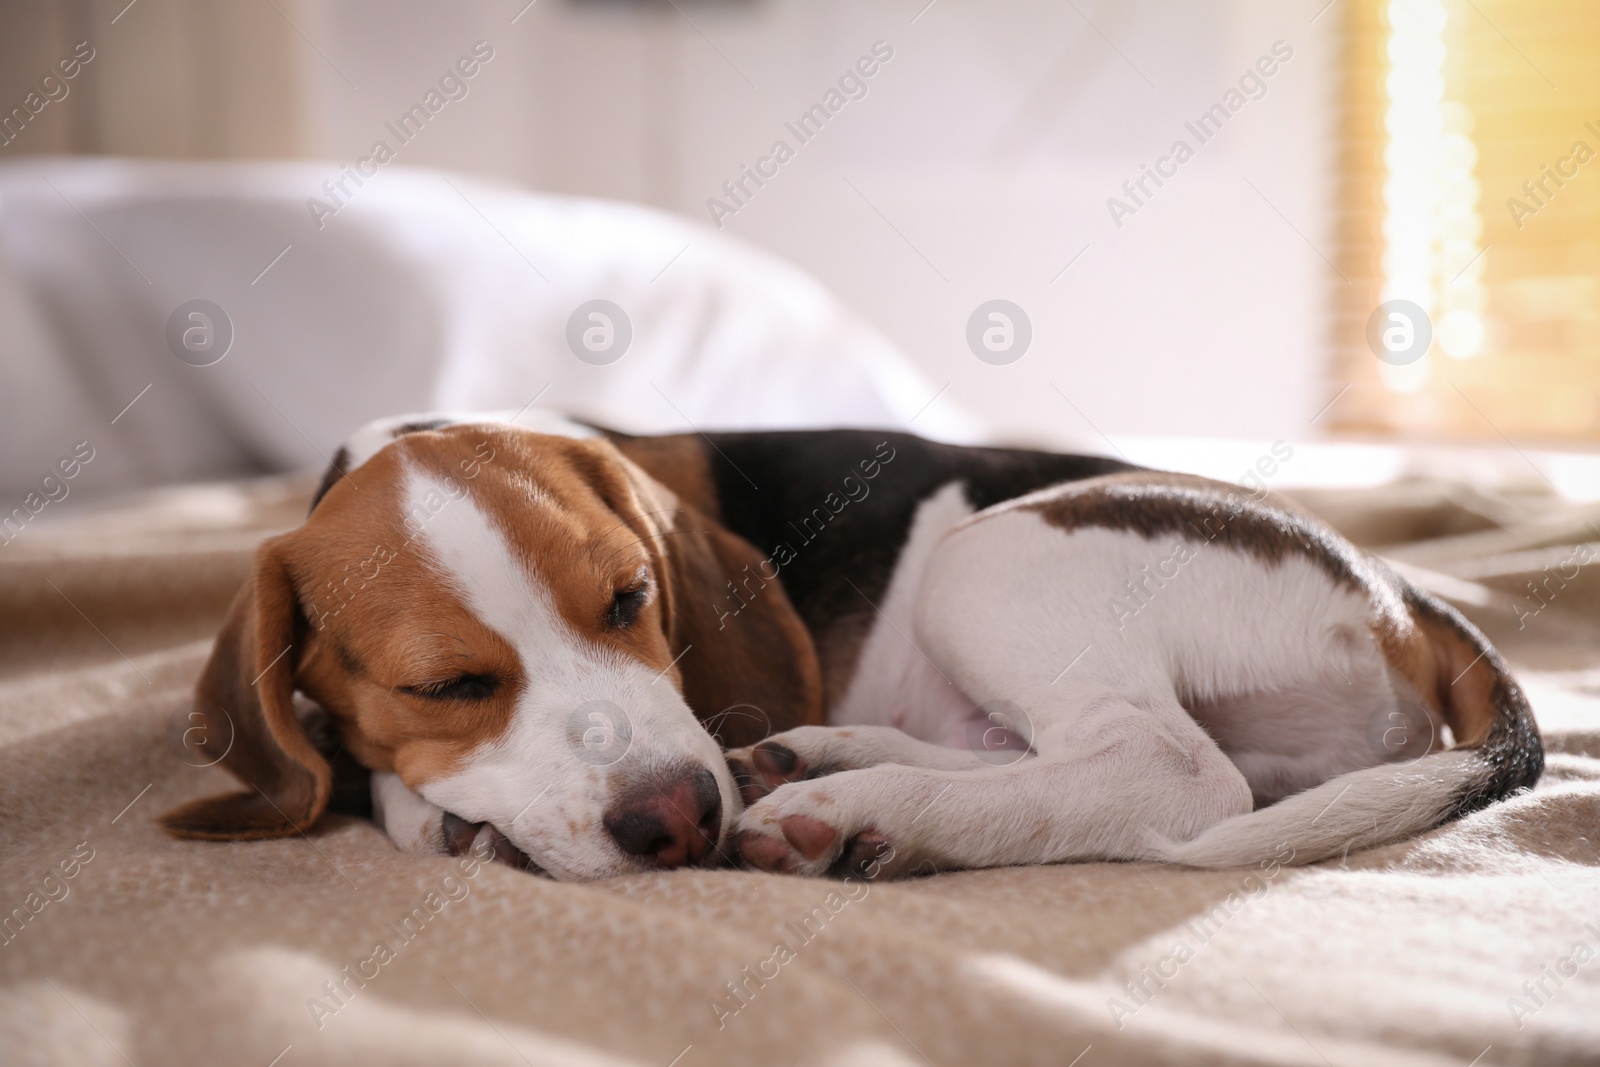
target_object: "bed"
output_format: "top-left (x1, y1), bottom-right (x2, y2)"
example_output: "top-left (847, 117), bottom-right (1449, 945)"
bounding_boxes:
top-left (1, 452), bottom-right (1596, 1066)
top-left (3, 161), bottom-right (1599, 1067)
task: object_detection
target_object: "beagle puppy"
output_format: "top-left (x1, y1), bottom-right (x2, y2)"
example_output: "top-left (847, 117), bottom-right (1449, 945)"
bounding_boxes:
top-left (161, 413), bottom-right (1543, 880)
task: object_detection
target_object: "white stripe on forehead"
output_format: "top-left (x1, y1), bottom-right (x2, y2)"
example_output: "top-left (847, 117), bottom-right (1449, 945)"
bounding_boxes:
top-left (402, 466), bottom-right (560, 649)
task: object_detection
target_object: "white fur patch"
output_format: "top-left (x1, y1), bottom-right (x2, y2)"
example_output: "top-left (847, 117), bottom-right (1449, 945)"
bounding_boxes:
top-left (910, 507), bottom-right (1475, 866)
top-left (918, 511), bottom-right (1401, 781)
top-left (370, 770), bottom-right (445, 854)
top-left (831, 482), bottom-right (979, 746)
top-left (398, 467), bottom-right (732, 881)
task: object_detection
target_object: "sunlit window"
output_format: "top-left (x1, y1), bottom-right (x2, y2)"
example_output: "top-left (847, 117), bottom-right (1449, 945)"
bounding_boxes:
top-left (1335, 0), bottom-right (1597, 441)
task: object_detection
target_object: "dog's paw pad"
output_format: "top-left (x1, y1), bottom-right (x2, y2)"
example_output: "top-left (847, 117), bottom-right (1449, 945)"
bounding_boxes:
top-left (753, 740), bottom-right (803, 778)
top-left (780, 814), bottom-right (837, 861)
top-left (737, 828), bottom-right (797, 873)
top-left (727, 740), bottom-right (810, 805)
top-left (835, 830), bottom-right (894, 880)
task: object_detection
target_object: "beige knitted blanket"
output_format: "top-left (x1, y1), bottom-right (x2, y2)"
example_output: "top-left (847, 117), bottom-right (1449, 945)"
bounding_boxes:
top-left (2, 469), bottom-right (1597, 1066)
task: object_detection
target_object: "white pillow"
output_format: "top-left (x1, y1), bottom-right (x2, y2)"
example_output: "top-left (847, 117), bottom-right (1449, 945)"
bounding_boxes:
top-left (0, 200), bottom-right (112, 506)
top-left (0, 158), bottom-right (983, 500)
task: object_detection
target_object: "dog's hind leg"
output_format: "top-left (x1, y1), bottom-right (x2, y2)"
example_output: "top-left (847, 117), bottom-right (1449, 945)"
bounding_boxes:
top-left (736, 500), bottom-right (1261, 878)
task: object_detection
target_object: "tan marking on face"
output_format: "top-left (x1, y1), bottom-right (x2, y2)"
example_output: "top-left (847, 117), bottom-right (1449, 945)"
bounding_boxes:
top-left (476, 438), bottom-right (678, 682)
top-left (290, 425), bottom-right (682, 792)
top-left (290, 441), bottom-right (521, 786)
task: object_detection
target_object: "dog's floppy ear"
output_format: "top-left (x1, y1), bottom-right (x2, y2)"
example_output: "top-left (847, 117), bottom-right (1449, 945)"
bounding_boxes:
top-left (160, 536), bottom-right (331, 839)
top-left (580, 438), bottom-right (823, 748)
top-left (660, 512), bottom-right (825, 747)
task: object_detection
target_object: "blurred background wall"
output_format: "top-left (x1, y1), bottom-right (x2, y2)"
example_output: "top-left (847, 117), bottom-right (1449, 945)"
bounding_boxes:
top-left (0, 0), bottom-right (1337, 446)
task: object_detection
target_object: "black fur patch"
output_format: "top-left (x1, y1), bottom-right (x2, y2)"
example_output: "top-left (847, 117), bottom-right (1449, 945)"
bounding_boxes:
top-left (697, 429), bottom-right (1133, 643)
top-left (393, 418), bottom-right (452, 436)
top-left (308, 446), bottom-right (352, 515)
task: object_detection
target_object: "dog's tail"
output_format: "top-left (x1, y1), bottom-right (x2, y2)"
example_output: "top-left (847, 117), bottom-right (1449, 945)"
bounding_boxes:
top-left (1155, 588), bottom-right (1543, 869)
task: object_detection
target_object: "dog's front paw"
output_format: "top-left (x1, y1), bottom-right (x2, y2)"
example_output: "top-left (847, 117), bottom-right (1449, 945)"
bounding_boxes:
top-left (725, 729), bottom-right (842, 806)
top-left (725, 725), bottom-right (870, 806)
top-left (725, 739), bottom-right (809, 806)
top-left (735, 777), bottom-right (898, 879)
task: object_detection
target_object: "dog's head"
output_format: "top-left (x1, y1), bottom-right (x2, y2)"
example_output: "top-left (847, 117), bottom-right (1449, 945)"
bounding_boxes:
top-left (161, 421), bottom-right (822, 880)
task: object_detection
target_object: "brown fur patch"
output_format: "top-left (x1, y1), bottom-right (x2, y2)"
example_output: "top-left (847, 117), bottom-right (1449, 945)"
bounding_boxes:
top-left (607, 433), bottom-right (721, 518)
top-left (1375, 580), bottom-right (1504, 748)
top-left (1021, 471), bottom-right (1366, 592)
top-left (655, 500), bottom-right (825, 746)
top-left (159, 539), bottom-right (331, 839)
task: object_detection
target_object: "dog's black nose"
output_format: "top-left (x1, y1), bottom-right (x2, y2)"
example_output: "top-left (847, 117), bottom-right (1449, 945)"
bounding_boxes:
top-left (603, 765), bottom-right (722, 868)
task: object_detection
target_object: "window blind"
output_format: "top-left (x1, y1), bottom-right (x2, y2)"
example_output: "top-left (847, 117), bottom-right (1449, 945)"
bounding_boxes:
top-left (1332, 0), bottom-right (1600, 443)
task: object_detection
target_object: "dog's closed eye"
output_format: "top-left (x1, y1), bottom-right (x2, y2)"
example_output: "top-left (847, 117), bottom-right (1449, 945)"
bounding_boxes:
top-left (606, 584), bottom-right (650, 629)
top-left (402, 673), bottom-right (500, 701)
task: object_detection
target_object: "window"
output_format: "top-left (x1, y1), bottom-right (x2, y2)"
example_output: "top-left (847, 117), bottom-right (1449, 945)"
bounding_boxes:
top-left (1332, 0), bottom-right (1600, 442)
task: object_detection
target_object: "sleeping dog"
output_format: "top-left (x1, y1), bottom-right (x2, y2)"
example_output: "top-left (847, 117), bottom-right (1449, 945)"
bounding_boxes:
top-left (161, 413), bottom-right (1543, 880)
